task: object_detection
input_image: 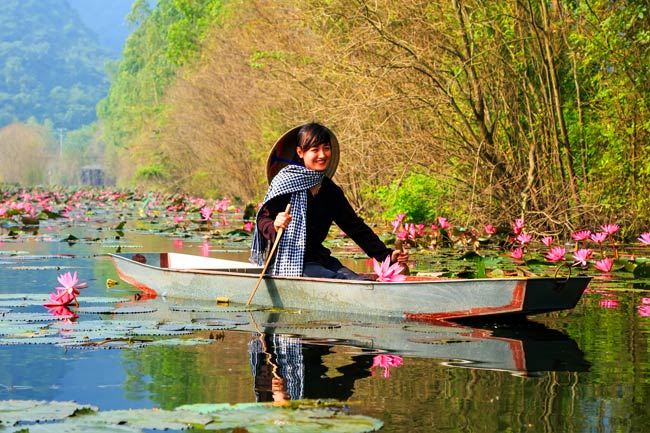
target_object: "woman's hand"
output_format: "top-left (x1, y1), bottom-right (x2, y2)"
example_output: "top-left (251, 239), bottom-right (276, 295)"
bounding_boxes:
top-left (391, 248), bottom-right (409, 265)
top-left (273, 210), bottom-right (292, 232)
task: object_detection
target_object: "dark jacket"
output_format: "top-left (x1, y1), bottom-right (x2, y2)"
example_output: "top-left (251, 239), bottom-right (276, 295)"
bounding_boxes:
top-left (257, 177), bottom-right (392, 265)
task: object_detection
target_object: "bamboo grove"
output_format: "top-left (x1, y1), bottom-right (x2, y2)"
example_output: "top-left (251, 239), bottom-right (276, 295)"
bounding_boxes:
top-left (98, 0), bottom-right (650, 237)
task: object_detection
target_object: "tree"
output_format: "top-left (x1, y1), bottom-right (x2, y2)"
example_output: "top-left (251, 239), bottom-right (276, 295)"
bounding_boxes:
top-left (0, 122), bottom-right (53, 185)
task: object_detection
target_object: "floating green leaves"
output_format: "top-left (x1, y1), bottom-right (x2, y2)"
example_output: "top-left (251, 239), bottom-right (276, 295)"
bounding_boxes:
top-left (634, 262), bottom-right (650, 279)
top-left (0, 293), bottom-right (227, 349)
top-left (0, 400), bottom-right (383, 432)
top-left (0, 399), bottom-right (98, 426)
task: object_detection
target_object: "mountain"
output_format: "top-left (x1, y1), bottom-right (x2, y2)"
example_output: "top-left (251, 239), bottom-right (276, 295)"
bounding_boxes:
top-left (67, 0), bottom-right (137, 57)
top-left (0, 0), bottom-right (111, 129)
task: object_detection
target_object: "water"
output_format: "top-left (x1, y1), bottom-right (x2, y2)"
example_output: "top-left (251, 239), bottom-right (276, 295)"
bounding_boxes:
top-left (1, 213), bottom-right (650, 432)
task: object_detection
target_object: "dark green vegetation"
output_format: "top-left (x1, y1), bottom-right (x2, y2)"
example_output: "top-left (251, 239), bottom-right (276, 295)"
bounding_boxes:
top-left (0, 0), bottom-right (111, 130)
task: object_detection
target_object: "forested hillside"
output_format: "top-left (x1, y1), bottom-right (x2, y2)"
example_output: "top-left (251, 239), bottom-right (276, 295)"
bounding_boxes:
top-left (99, 0), bottom-right (650, 235)
top-left (0, 0), bottom-right (110, 129)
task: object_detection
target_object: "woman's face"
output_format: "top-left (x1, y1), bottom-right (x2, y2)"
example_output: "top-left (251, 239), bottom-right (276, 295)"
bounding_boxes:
top-left (296, 143), bottom-right (331, 172)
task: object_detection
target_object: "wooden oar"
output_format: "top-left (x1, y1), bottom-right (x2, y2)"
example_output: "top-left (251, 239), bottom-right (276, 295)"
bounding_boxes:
top-left (246, 203), bottom-right (291, 305)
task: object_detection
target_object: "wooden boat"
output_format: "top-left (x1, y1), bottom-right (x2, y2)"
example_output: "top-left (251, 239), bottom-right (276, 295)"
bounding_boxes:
top-left (109, 252), bottom-right (590, 320)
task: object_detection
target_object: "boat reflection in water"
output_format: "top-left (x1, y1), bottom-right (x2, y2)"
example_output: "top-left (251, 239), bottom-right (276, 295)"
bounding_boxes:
top-left (240, 309), bottom-right (590, 403)
top-left (124, 296), bottom-right (589, 403)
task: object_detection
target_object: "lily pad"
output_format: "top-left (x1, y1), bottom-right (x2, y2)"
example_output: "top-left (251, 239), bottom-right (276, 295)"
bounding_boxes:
top-left (0, 293), bottom-right (49, 301)
top-left (634, 262), bottom-right (650, 279)
top-left (148, 337), bottom-right (216, 346)
top-left (0, 313), bottom-right (67, 322)
top-left (170, 304), bottom-right (262, 313)
top-left (261, 321), bottom-right (342, 330)
top-left (76, 306), bottom-right (157, 315)
top-left (192, 318), bottom-right (248, 327)
top-left (177, 401), bottom-right (384, 432)
top-left (0, 399), bottom-right (97, 425)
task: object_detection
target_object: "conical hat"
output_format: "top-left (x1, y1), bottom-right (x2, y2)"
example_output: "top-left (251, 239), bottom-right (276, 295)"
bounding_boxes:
top-left (266, 124), bottom-right (340, 184)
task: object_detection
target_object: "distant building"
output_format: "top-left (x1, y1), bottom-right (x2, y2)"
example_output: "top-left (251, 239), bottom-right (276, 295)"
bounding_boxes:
top-left (80, 165), bottom-right (105, 186)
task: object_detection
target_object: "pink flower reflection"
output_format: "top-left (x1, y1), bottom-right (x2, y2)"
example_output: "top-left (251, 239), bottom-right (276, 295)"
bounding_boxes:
top-left (599, 299), bottom-right (620, 309)
top-left (371, 354), bottom-right (403, 378)
top-left (201, 241), bottom-right (210, 257)
top-left (173, 239), bottom-right (183, 249)
top-left (45, 305), bottom-right (78, 321)
top-left (638, 305), bottom-right (650, 317)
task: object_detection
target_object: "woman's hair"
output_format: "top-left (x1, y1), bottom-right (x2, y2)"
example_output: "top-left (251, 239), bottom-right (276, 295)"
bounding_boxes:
top-left (296, 122), bottom-right (332, 151)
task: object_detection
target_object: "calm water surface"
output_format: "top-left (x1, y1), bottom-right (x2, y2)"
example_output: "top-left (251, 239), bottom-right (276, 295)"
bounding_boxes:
top-left (1, 216), bottom-right (649, 432)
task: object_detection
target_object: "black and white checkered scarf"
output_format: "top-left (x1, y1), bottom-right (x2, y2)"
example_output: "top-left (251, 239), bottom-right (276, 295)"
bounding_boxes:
top-left (250, 165), bottom-right (325, 276)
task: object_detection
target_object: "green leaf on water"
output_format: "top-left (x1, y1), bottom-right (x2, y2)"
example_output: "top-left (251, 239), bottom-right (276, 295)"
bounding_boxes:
top-left (0, 399), bottom-right (98, 425)
top-left (76, 306), bottom-right (157, 315)
top-left (634, 262), bottom-right (650, 279)
top-left (0, 400), bottom-right (382, 432)
top-left (459, 251), bottom-right (483, 261)
top-left (177, 401), bottom-right (384, 432)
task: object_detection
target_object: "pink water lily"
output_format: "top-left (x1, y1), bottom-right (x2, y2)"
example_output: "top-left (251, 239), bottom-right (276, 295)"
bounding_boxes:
top-left (373, 256), bottom-right (406, 282)
top-left (516, 233), bottom-right (533, 245)
top-left (510, 248), bottom-right (524, 260)
top-left (391, 213), bottom-right (406, 233)
top-left (571, 230), bottom-right (592, 241)
top-left (45, 271), bottom-right (87, 307)
top-left (484, 224), bottom-right (497, 235)
top-left (371, 354), bottom-right (403, 378)
top-left (590, 232), bottom-right (608, 244)
top-left (438, 217), bottom-right (451, 230)
top-left (639, 232), bottom-right (650, 245)
top-left (545, 246), bottom-right (566, 262)
top-left (46, 290), bottom-right (77, 307)
top-left (572, 248), bottom-right (593, 266)
top-left (200, 206), bottom-right (213, 221)
top-left (595, 257), bottom-right (614, 273)
top-left (512, 219), bottom-right (524, 235)
top-left (243, 221), bottom-right (255, 231)
top-left (601, 224), bottom-right (620, 235)
top-left (541, 236), bottom-right (554, 247)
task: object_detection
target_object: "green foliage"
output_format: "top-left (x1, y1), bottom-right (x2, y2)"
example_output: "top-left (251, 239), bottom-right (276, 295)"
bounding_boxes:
top-left (135, 164), bottom-right (168, 181)
top-left (0, 0), bottom-right (111, 130)
top-left (98, 0), bottom-right (226, 151)
top-left (373, 172), bottom-right (454, 224)
top-left (94, 0), bottom-right (650, 232)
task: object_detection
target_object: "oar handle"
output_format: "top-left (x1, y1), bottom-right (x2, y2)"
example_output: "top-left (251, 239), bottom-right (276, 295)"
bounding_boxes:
top-left (246, 203), bottom-right (291, 305)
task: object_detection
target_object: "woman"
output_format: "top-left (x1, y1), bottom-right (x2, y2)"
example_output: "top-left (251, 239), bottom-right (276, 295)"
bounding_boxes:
top-left (250, 122), bottom-right (408, 279)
